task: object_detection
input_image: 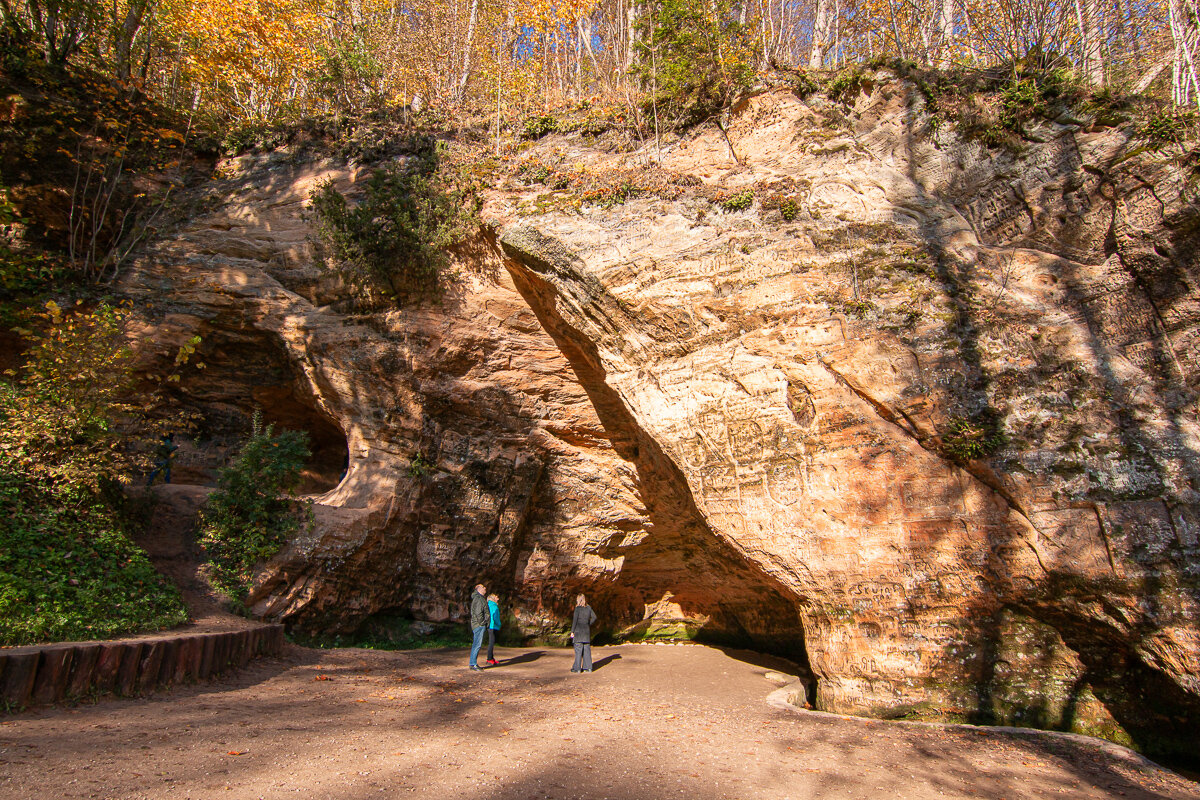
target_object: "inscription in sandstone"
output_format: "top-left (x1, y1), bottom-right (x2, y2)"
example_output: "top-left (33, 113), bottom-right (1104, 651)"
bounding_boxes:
top-left (416, 533), bottom-right (463, 569)
top-left (848, 581), bottom-right (904, 601)
top-left (903, 518), bottom-right (969, 551)
top-left (1171, 505), bottom-right (1200, 550)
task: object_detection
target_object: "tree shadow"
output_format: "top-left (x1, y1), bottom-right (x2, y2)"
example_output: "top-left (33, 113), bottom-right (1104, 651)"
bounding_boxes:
top-left (885, 75), bottom-right (1200, 766)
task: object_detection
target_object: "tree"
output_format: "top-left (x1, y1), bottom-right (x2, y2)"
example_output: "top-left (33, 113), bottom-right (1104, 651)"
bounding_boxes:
top-left (633, 0), bottom-right (757, 126)
top-left (198, 412), bottom-right (310, 601)
top-left (0, 0), bottom-right (102, 64)
top-left (811, 0), bottom-right (834, 68)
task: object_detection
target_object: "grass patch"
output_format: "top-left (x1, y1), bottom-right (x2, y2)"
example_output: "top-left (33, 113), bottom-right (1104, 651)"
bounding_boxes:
top-left (718, 188), bottom-right (754, 211)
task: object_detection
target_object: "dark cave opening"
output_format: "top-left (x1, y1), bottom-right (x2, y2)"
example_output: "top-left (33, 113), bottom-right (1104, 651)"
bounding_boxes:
top-left (158, 324), bottom-right (349, 491)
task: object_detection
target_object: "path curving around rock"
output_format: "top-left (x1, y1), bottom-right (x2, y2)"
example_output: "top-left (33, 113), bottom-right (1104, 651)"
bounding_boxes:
top-left (0, 642), bottom-right (1194, 800)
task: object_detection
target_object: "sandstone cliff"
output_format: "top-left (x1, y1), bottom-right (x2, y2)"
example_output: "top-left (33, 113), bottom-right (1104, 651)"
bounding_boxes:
top-left (121, 70), bottom-right (1200, 759)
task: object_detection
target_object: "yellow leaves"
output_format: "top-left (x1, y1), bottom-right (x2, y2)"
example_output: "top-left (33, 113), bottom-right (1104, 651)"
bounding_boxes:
top-left (162, 0), bottom-right (324, 119)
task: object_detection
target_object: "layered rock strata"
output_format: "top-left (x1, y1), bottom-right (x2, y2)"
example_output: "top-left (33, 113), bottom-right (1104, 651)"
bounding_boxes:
top-left (122, 154), bottom-right (803, 658)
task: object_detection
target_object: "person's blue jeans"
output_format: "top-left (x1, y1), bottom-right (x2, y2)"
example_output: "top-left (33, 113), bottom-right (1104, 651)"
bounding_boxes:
top-left (146, 461), bottom-right (172, 486)
top-left (469, 625), bottom-right (486, 667)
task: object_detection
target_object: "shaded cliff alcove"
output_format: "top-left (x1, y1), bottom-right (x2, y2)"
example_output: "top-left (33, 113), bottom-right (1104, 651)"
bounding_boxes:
top-left (160, 323), bottom-right (348, 491)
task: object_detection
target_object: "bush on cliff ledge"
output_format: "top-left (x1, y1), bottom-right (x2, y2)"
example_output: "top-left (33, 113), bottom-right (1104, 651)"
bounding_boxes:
top-left (309, 138), bottom-right (481, 304)
top-left (632, 0), bottom-right (756, 128)
top-left (199, 412), bottom-right (310, 603)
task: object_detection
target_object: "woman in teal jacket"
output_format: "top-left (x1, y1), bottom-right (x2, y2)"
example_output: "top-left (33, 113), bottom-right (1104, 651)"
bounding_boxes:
top-left (486, 593), bottom-right (502, 665)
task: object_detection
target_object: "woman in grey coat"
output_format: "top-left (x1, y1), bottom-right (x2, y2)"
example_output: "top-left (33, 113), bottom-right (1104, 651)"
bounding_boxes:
top-left (570, 594), bottom-right (597, 673)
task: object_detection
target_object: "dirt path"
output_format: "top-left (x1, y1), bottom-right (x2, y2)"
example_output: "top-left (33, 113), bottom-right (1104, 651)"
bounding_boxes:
top-left (1, 643), bottom-right (1195, 800)
top-left (132, 484), bottom-right (260, 636)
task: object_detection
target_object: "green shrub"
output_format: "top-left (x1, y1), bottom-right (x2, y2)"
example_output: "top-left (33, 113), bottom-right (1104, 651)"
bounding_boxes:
top-left (998, 67), bottom-right (1080, 130)
top-left (720, 188), bottom-right (754, 211)
top-left (1142, 110), bottom-right (1196, 146)
top-left (999, 78), bottom-right (1043, 128)
top-left (840, 298), bottom-right (876, 317)
top-left (310, 33), bottom-right (386, 115)
top-left (522, 115), bottom-right (560, 139)
top-left (827, 69), bottom-right (868, 103)
top-left (520, 162), bottom-right (552, 183)
top-left (310, 139), bottom-right (480, 303)
top-left (198, 413), bottom-right (311, 602)
top-left (779, 197), bottom-right (799, 221)
top-left (632, 0), bottom-right (756, 127)
top-left (0, 480), bottom-right (186, 645)
top-left (941, 409), bottom-right (1008, 461)
top-left (792, 71), bottom-right (820, 99)
top-left (1, 302), bottom-right (140, 489)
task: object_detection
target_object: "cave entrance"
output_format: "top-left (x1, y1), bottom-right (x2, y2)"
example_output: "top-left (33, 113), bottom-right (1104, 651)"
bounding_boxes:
top-left (253, 384), bottom-right (348, 493)
top-left (160, 324), bottom-right (349, 492)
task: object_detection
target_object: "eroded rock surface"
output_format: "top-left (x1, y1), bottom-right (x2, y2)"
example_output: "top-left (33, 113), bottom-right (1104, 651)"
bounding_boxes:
top-left (491, 77), bottom-right (1200, 756)
top-left (122, 72), bottom-right (1199, 758)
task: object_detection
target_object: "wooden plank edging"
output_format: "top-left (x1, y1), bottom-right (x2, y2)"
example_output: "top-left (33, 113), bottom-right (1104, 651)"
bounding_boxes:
top-left (0, 624), bottom-right (285, 711)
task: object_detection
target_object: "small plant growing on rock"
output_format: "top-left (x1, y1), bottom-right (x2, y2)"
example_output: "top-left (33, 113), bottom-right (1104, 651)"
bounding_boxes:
top-left (719, 188), bottom-right (754, 211)
top-left (840, 298), bottom-right (875, 317)
top-left (779, 197), bottom-right (800, 221)
top-left (199, 412), bottom-right (311, 603)
top-left (519, 161), bottom-right (553, 184)
top-left (408, 452), bottom-right (431, 478)
top-left (1142, 110), bottom-right (1195, 146)
top-left (827, 68), bottom-right (868, 103)
top-left (940, 409), bottom-right (1008, 461)
top-left (791, 71), bottom-right (820, 99)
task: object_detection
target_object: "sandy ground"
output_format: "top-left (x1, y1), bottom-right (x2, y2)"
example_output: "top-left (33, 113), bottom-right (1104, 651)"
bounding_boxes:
top-left (1, 643), bottom-right (1196, 800)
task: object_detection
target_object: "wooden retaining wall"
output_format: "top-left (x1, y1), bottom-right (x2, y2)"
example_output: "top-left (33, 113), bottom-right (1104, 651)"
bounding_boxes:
top-left (0, 624), bottom-right (285, 710)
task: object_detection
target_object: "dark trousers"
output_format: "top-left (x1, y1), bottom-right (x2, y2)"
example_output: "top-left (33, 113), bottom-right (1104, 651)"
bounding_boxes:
top-left (571, 642), bottom-right (592, 672)
top-left (146, 462), bottom-right (172, 486)
top-left (469, 626), bottom-right (485, 667)
top-left (487, 628), bottom-right (498, 661)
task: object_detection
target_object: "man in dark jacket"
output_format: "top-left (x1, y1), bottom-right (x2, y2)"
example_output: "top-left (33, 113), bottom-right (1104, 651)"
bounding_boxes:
top-left (469, 584), bottom-right (488, 671)
top-left (570, 594), bottom-right (597, 673)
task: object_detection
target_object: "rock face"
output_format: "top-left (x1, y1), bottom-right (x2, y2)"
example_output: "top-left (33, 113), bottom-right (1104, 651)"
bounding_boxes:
top-left (122, 72), bottom-right (1199, 759)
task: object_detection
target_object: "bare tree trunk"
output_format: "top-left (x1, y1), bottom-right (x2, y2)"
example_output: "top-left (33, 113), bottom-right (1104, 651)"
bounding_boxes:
top-left (810, 0), bottom-right (833, 69)
top-left (627, 1), bottom-right (640, 71)
top-left (1075, 0), bottom-right (1106, 85)
top-left (457, 0), bottom-right (481, 101)
top-left (114, 0), bottom-right (155, 80)
top-left (1168, 0), bottom-right (1200, 109)
top-left (934, 0), bottom-right (955, 69)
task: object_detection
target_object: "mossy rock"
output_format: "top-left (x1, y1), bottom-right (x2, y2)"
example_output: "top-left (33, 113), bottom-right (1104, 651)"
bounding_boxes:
top-left (616, 618), bottom-right (701, 643)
